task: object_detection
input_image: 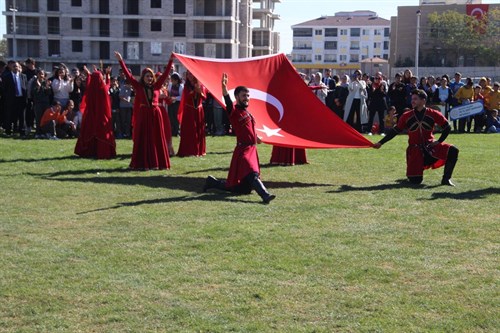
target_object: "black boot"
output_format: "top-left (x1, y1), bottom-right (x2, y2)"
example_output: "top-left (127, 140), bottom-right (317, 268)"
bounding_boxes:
top-left (251, 177), bottom-right (276, 204)
top-left (441, 146), bottom-right (459, 186)
top-left (203, 175), bottom-right (226, 192)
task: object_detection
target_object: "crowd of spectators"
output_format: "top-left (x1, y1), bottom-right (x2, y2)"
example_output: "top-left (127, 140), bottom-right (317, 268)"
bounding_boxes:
top-left (313, 68), bottom-right (500, 134)
top-left (0, 58), bottom-right (499, 141)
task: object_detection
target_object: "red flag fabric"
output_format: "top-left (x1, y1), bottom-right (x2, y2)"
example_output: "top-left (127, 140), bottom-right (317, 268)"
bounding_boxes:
top-left (173, 53), bottom-right (373, 149)
top-left (466, 4), bottom-right (489, 20)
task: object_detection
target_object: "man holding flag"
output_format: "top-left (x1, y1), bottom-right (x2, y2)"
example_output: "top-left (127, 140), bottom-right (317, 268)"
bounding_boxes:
top-left (373, 89), bottom-right (459, 186)
top-left (203, 73), bottom-right (275, 204)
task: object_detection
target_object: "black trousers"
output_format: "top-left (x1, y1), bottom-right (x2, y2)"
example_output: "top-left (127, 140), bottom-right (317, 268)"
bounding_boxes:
top-left (3, 96), bottom-right (26, 134)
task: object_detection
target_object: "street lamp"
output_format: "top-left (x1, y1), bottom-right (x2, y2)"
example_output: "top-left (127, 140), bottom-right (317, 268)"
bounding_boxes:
top-left (9, 0), bottom-right (18, 59)
top-left (415, 9), bottom-right (421, 78)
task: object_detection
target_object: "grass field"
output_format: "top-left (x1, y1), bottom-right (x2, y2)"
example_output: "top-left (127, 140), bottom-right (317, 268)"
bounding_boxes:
top-left (0, 134), bottom-right (499, 332)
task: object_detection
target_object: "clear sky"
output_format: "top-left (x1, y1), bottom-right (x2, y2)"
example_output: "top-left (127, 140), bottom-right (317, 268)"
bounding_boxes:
top-left (0, 0), bottom-right (496, 54)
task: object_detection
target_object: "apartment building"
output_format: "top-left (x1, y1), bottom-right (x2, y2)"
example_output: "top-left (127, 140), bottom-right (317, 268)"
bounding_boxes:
top-left (291, 11), bottom-right (390, 73)
top-left (252, 0), bottom-right (280, 56)
top-left (3, 0), bottom-right (281, 74)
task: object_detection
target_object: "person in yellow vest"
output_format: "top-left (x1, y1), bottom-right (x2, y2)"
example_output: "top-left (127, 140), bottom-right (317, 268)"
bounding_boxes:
top-left (454, 77), bottom-right (474, 133)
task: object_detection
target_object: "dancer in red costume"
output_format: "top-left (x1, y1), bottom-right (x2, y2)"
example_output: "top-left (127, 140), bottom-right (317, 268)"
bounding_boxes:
top-left (373, 89), bottom-right (459, 186)
top-left (74, 66), bottom-right (116, 159)
top-left (270, 146), bottom-right (308, 165)
top-left (156, 72), bottom-right (175, 156)
top-left (114, 51), bottom-right (173, 170)
top-left (177, 71), bottom-right (207, 157)
top-left (203, 73), bottom-right (275, 204)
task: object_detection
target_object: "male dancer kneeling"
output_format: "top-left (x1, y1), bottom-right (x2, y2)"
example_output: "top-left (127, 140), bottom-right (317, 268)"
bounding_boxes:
top-left (203, 73), bottom-right (275, 203)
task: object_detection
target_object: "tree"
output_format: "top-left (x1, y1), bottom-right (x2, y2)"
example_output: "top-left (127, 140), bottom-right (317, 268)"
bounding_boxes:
top-left (0, 39), bottom-right (7, 61)
top-left (427, 9), bottom-right (500, 66)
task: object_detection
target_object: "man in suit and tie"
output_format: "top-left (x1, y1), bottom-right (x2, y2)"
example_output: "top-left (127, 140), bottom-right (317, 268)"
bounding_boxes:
top-left (1, 60), bottom-right (28, 136)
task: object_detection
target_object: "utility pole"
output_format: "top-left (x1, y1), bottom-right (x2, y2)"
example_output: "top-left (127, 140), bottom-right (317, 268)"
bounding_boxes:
top-left (9, 0), bottom-right (18, 59)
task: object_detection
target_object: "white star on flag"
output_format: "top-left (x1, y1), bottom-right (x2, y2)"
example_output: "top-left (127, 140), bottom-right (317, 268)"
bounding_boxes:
top-left (256, 125), bottom-right (284, 138)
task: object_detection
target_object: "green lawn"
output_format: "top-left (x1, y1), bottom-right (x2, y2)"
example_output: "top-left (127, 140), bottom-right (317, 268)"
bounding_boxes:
top-left (0, 134), bottom-right (499, 332)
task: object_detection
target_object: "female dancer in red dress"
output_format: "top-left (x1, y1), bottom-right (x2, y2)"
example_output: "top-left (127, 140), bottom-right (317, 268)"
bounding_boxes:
top-left (114, 51), bottom-right (173, 170)
top-left (176, 71), bottom-right (207, 157)
top-left (269, 146), bottom-right (308, 165)
top-left (74, 66), bottom-right (116, 159)
top-left (157, 72), bottom-right (175, 156)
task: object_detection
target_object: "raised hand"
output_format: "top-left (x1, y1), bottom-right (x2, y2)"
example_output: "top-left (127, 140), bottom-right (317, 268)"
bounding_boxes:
top-left (114, 51), bottom-right (123, 61)
top-left (221, 73), bottom-right (229, 96)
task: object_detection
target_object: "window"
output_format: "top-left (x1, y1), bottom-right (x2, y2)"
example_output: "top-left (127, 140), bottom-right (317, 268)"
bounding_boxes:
top-left (174, 42), bottom-right (185, 54)
top-left (314, 54), bottom-right (322, 61)
top-left (151, 19), bottom-right (162, 32)
top-left (71, 18), bottom-right (82, 30)
top-left (293, 28), bottom-right (313, 37)
top-left (48, 40), bottom-right (60, 56)
top-left (315, 29), bottom-right (323, 36)
top-left (174, 0), bottom-right (186, 14)
top-left (72, 40), bottom-right (83, 52)
top-left (151, 42), bottom-right (162, 55)
top-left (383, 54), bottom-right (389, 60)
top-left (151, 0), bottom-right (161, 8)
top-left (47, 17), bottom-right (59, 34)
top-left (350, 41), bottom-right (360, 50)
top-left (324, 54), bottom-right (337, 63)
top-left (325, 28), bottom-right (337, 37)
top-left (374, 29), bottom-right (382, 35)
top-left (293, 41), bottom-right (312, 49)
top-left (324, 41), bottom-right (337, 50)
top-left (350, 28), bottom-right (360, 37)
top-left (124, 20), bottom-right (139, 37)
top-left (373, 42), bottom-right (382, 49)
top-left (126, 42), bottom-right (140, 60)
top-left (100, 19), bottom-right (109, 37)
top-left (362, 29), bottom-right (370, 36)
top-left (71, 0), bottom-right (82, 6)
top-left (349, 54), bottom-right (359, 63)
top-left (99, 1), bottom-right (109, 14)
top-left (340, 29), bottom-right (348, 36)
top-left (100, 41), bottom-right (109, 59)
top-left (339, 54), bottom-right (347, 62)
top-left (47, 0), bottom-right (59, 11)
top-left (174, 20), bottom-right (186, 37)
top-left (383, 41), bottom-right (389, 50)
top-left (125, 0), bottom-right (139, 14)
top-left (384, 27), bottom-right (390, 37)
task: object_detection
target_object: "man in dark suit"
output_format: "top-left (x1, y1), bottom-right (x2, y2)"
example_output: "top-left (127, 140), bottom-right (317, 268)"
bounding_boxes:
top-left (1, 60), bottom-right (28, 136)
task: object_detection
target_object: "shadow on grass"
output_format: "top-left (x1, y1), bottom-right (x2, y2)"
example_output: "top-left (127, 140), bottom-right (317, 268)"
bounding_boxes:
top-left (329, 179), bottom-right (441, 193)
top-left (77, 193), bottom-right (258, 214)
top-left (34, 171), bottom-right (331, 193)
top-left (422, 187), bottom-right (500, 201)
top-left (0, 153), bottom-right (131, 163)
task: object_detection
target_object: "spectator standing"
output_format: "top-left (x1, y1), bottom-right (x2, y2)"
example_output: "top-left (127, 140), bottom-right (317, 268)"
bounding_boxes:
top-left (343, 70), bottom-right (368, 132)
top-left (454, 78), bottom-right (474, 133)
top-left (388, 73), bottom-right (407, 117)
top-left (51, 67), bottom-right (74, 108)
top-left (1, 61), bottom-right (28, 137)
top-left (367, 73), bottom-right (388, 135)
top-left (23, 58), bottom-right (37, 135)
top-left (32, 69), bottom-right (53, 138)
top-left (167, 72), bottom-right (183, 137)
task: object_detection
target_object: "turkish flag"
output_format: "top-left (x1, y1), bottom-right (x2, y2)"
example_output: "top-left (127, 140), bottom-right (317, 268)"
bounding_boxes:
top-left (173, 53), bottom-right (373, 149)
top-left (467, 4), bottom-right (489, 20)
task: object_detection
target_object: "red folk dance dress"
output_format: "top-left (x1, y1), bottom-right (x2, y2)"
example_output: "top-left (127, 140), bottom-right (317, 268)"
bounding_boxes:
top-left (395, 107), bottom-right (452, 177)
top-left (74, 72), bottom-right (116, 159)
top-left (223, 95), bottom-right (261, 188)
top-left (177, 83), bottom-right (207, 157)
top-left (118, 60), bottom-right (171, 170)
top-left (270, 146), bottom-right (308, 165)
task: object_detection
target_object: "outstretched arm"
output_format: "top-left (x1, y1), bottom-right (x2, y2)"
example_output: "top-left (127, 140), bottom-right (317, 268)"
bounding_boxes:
top-left (156, 53), bottom-right (175, 88)
top-left (221, 73), bottom-right (233, 115)
top-left (114, 51), bottom-right (135, 84)
top-left (373, 127), bottom-right (400, 149)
